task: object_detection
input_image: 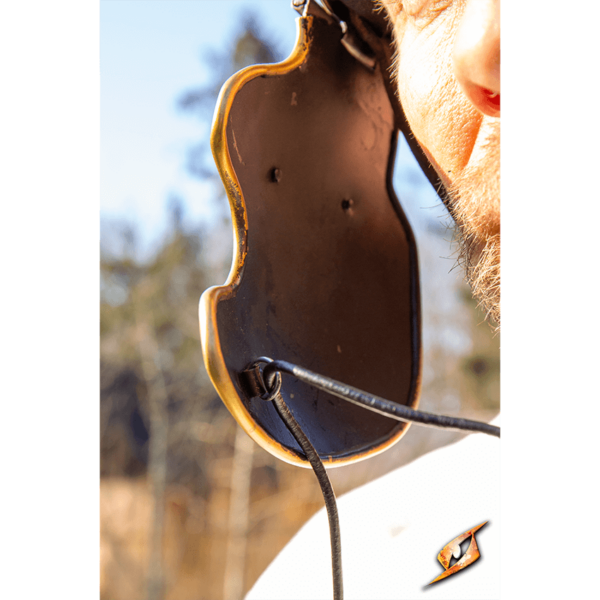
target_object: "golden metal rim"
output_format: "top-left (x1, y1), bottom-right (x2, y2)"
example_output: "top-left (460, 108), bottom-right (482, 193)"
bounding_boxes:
top-left (199, 14), bottom-right (419, 468)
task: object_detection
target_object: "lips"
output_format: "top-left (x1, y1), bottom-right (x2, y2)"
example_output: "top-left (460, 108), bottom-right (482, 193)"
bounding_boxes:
top-left (483, 88), bottom-right (500, 112)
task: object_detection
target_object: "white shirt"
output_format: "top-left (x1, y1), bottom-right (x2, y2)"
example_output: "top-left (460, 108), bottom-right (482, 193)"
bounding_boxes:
top-left (247, 417), bottom-right (500, 600)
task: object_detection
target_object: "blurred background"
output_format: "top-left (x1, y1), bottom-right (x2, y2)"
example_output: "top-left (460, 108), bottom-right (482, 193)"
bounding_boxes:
top-left (100, 1), bottom-right (499, 599)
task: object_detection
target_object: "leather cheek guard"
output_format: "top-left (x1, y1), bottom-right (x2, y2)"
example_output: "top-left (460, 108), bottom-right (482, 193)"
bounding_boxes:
top-left (200, 1), bottom-right (425, 467)
top-left (328, 0), bottom-right (453, 214)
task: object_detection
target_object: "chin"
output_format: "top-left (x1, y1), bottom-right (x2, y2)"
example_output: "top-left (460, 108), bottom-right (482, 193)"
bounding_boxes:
top-left (447, 120), bottom-right (501, 328)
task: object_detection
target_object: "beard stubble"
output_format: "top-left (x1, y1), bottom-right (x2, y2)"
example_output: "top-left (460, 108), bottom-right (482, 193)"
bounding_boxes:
top-left (447, 121), bottom-right (501, 329)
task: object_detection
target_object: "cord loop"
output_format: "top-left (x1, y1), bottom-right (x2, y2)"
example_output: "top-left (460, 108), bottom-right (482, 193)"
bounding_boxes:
top-left (248, 357), bottom-right (283, 402)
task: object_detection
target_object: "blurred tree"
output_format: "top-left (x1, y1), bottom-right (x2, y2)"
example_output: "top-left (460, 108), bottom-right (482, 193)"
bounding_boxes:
top-left (101, 203), bottom-right (225, 498)
top-left (459, 285), bottom-right (500, 414)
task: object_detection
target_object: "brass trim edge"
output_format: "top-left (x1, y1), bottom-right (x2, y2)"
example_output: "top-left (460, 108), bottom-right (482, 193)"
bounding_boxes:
top-left (199, 14), bottom-right (417, 468)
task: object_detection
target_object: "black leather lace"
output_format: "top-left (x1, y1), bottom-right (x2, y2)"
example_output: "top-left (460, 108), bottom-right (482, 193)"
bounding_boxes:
top-left (245, 357), bottom-right (501, 600)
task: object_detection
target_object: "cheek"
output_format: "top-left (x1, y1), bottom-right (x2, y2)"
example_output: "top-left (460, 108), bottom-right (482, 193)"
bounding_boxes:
top-left (394, 22), bottom-right (483, 182)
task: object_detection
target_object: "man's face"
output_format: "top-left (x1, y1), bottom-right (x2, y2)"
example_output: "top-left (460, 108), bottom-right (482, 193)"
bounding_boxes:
top-left (378, 0), bottom-right (500, 326)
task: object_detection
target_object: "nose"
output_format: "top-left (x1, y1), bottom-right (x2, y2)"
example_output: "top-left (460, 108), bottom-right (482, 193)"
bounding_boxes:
top-left (453, 0), bottom-right (500, 118)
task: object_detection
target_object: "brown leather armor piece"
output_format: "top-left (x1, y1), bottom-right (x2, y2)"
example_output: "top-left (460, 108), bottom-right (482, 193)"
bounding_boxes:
top-left (201, 7), bottom-right (421, 466)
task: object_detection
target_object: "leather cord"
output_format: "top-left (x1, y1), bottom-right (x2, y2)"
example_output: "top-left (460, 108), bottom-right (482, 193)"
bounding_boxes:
top-left (249, 357), bottom-right (344, 598)
top-left (259, 359), bottom-right (500, 438)
top-left (271, 392), bottom-right (344, 600)
top-left (245, 356), bottom-right (500, 599)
